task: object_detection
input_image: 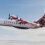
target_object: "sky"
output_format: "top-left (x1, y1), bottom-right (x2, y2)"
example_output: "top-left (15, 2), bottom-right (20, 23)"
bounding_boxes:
top-left (0, 0), bottom-right (45, 41)
top-left (0, 0), bottom-right (45, 21)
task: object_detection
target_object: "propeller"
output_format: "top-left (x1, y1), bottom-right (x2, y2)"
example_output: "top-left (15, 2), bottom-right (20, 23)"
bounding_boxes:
top-left (17, 16), bottom-right (18, 19)
top-left (8, 13), bottom-right (10, 19)
top-left (20, 18), bottom-right (22, 20)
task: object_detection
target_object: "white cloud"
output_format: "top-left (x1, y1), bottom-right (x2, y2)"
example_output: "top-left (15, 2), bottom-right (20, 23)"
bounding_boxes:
top-left (0, 26), bottom-right (45, 42)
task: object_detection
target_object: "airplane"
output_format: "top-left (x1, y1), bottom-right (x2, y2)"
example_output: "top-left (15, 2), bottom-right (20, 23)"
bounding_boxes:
top-left (0, 14), bottom-right (45, 29)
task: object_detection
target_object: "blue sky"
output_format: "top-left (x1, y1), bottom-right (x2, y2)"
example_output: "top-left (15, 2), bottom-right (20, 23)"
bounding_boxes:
top-left (0, 0), bottom-right (45, 21)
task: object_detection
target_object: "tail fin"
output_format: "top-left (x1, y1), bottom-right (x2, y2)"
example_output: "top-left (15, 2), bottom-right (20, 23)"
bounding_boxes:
top-left (36, 14), bottom-right (45, 23)
top-left (36, 14), bottom-right (45, 27)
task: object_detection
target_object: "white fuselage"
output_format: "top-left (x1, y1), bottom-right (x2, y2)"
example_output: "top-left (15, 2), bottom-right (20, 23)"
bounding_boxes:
top-left (0, 19), bottom-right (39, 29)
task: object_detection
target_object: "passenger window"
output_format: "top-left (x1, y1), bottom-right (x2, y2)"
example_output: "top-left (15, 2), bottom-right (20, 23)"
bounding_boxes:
top-left (4, 21), bottom-right (5, 24)
top-left (4, 21), bottom-right (7, 24)
top-left (12, 22), bottom-right (13, 24)
top-left (14, 22), bottom-right (15, 24)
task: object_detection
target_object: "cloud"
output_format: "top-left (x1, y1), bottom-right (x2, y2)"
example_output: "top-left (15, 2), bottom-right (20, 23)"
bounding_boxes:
top-left (0, 26), bottom-right (45, 41)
